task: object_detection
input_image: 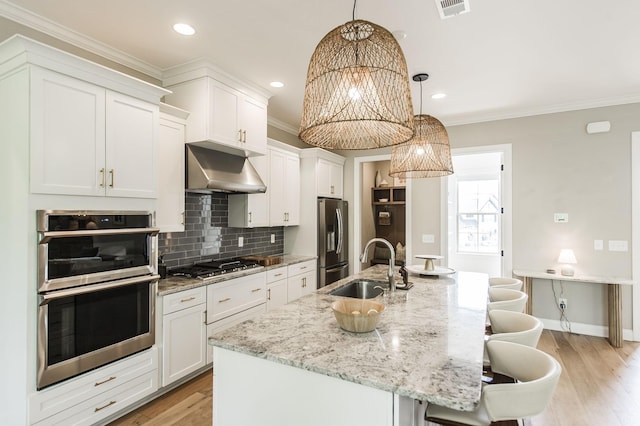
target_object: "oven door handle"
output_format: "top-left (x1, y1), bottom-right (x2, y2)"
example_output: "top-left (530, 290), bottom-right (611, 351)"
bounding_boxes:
top-left (38, 227), bottom-right (160, 244)
top-left (39, 274), bottom-right (160, 303)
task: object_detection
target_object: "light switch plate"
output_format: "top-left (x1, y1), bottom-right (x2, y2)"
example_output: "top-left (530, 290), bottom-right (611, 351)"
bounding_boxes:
top-left (271, 234), bottom-right (275, 244)
top-left (422, 234), bottom-right (435, 243)
top-left (594, 240), bottom-right (604, 251)
top-left (554, 213), bottom-right (569, 223)
top-left (608, 240), bottom-right (628, 252)
top-left (238, 236), bottom-right (244, 247)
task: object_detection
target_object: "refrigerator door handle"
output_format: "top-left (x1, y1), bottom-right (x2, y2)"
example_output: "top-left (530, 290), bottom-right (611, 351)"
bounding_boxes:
top-left (336, 208), bottom-right (343, 255)
top-left (326, 263), bottom-right (349, 274)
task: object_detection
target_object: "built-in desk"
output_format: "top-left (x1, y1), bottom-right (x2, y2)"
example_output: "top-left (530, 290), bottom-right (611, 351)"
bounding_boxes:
top-left (513, 269), bottom-right (633, 347)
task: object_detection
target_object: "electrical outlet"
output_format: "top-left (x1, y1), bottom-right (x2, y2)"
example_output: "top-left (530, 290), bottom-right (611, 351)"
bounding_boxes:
top-left (559, 298), bottom-right (567, 309)
top-left (238, 236), bottom-right (244, 247)
top-left (271, 234), bottom-right (275, 244)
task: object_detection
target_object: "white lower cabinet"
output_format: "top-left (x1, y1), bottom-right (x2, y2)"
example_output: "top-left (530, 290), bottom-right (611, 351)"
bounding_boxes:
top-left (206, 272), bottom-right (267, 364)
top-left (30, 348), bottom-right (158, 426)
top-left (266, 267), bottom-right (288, 311)
top-left (287, 260), bottom-right (317, 303)
top-left (161, 287), bottom-right (207, 387)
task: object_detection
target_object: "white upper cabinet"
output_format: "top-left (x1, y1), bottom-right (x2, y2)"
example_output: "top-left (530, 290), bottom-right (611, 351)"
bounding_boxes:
top-left (269, 147), bottom-right (300, 226)
top-left (157, 105), bottom-right (189, 232)
top-left (29, 66), bottom-right (160, 198)
top-left (163, 65), bottom-right (270, 157)
top-left (317, 157), bottom-right (344, 199)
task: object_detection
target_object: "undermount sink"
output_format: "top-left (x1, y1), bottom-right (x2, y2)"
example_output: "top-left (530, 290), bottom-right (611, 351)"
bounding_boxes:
top-left (329, 279), bottom-right (388, 299)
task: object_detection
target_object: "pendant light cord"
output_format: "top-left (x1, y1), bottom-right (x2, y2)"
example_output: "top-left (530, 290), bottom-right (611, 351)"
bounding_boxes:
top-left (419, 80), bottom-right (423, 115)
top-left (352, 0), bottom-right (357, 20)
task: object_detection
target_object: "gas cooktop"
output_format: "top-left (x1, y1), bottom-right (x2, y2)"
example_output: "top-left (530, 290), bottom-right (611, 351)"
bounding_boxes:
top-left (169, 258), bottom-right (261, 279)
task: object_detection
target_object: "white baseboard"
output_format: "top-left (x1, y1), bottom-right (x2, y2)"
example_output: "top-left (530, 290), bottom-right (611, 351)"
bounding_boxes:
top-left (541, 318), bottom-right (635, 342)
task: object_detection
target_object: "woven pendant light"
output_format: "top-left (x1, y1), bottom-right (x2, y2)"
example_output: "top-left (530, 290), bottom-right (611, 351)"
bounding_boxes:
top-left (299, 18), bottom-right (414, 150)
top-left (390, 73), bottom-right (453, 178)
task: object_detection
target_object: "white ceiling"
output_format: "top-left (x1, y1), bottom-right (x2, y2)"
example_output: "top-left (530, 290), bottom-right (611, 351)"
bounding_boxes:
top-left (2, 0), bottom-right (640, 134)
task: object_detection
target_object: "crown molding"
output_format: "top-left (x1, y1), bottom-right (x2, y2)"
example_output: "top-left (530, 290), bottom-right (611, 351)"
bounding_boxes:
top-left (0, 0), bottom-right (162, 79)
top-left (267, 116), bottom-right (299, 135)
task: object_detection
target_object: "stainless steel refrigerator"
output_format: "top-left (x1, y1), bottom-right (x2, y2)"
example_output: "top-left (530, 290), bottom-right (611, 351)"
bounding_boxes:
top-left (318, 198), bottom-right (349, 288)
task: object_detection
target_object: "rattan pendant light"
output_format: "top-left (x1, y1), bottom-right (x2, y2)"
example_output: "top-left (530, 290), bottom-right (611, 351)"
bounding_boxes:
top-left (390, 73), bottom-right (454, 178)
top-left (298, 3), bottom-right (414, 150)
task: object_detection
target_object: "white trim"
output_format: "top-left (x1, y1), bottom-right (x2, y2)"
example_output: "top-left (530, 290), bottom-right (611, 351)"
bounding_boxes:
top-left (442, 144), bottom-right (512, 277)
top-left (267, 116), bottom-right (299, 135)
top-left (631, 132), bottom-right (640, 341)
top-left (353, 154), bottom-right (412, 274)
top-left (540, 318), bottom-right (634, 342)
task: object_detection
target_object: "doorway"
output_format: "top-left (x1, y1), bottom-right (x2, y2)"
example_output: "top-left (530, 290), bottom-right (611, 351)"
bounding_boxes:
top-left (353, 154), bottom-right (412, 273)
top-left (442, 145), bottom-right (512, 276)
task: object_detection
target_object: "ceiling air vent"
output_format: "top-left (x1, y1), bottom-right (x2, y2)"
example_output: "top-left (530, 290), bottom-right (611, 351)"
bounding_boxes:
top-left (435, 0), bottom-right (470, 19)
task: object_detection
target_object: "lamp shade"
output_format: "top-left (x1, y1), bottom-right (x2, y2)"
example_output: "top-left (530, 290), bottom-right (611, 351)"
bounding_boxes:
top-left (389, 114), bottom-right (454, 178)
top-left (299, 19), bottom-right (414, 150)
top-left (557, 249), bottom-right (577, 264)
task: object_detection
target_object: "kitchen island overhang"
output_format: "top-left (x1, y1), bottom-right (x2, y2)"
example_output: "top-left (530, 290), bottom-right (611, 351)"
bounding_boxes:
top-left (209, 265), bottom-right (488, 425)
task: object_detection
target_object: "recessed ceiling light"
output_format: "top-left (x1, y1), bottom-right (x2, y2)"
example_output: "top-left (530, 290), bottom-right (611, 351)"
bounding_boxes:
top-left (431, 92), bottom-right (447, 99)
top-left (173, 23), bottom-right (196, 36)
top-left (270, 81), bottom-right (284, 88)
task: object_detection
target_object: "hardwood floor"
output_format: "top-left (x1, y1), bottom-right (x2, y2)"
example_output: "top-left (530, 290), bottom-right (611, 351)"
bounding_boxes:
top-left (109, 330), bottom-right (640, 426)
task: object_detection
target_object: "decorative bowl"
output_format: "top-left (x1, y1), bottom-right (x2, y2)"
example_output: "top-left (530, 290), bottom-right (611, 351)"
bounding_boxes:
top-left (331, 299), bottom-right (385, 333)
top-left (378, 198), bottom-right (389, 202)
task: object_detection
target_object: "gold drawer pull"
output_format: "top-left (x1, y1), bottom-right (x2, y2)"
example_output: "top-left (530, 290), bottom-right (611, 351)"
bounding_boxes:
top-left (99, 168), bottom-right (105, 188)
top-left (95, 376), bottom-right (116, 386)
top-left (251, 288), bottom-right (262, 293)
top-left (180, 296), bottom-right (196, 303)
top-left (95, 400), bottom-right (116, 412)
top-left (218, 297), bottom-right (231, 303)
top-left (274, 273), bottom-right (283, 277)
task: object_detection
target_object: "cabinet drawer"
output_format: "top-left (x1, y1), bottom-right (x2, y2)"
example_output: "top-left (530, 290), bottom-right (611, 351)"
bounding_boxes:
top-left (33, 370), bottom-right (158, 426)
top-left (30, 348), bottom-right (157, 424)
top-left (288, 260), bottom-right (316, 277)
top-left (207, 273), bottom-right (266, 323)
top-left (266, 266), bottom-right (287, 283)
top-left (163, 286), bottom-right (206, 314)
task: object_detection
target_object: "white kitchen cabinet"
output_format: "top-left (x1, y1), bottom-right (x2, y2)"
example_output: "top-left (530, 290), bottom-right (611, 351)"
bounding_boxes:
top-left (161, 287), bottom-right (207, 387)
top-left (317, 157), bottom-right (344, 199)
top-left (269, 147), bottom-right (300, 226)
top-left (30, 66), bottom-right (159, 198)
top-left (287, 260), bottom-right (317, 303)
top-left (29, 348), bottom-right (158, 426)
top-left (228, 155), bottom-right (270, 227)
top-left (266, 267), bottom-right (288, 311)
top-left (206, 272), bottom-right (267, 364)
top-left (157, 105), bottom-right (188, 232)
top-left (207, 272), bottom-right (266, 323)
top-left (163, 73), bottom-right (268, 156)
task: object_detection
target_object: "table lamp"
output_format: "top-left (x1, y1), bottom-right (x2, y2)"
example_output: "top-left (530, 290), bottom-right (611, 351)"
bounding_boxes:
top-left (558, 249), bottom-right (577, 276)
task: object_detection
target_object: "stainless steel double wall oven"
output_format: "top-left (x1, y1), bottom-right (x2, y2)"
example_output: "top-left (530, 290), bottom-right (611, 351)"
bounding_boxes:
top-left (36, 210), bottom-right (159, 389)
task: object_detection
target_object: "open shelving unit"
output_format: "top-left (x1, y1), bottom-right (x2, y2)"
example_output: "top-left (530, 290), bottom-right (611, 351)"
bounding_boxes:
top-left (372, 186), bottom-right (406, 205)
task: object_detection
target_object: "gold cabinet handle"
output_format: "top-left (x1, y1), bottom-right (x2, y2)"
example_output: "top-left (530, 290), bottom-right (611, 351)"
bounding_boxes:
top-left (218, 297), bottom-right (231, 303)
top-left (180, 296), bottom-right (196, 303)
top-left (181, 212), bottom-right (185, 225)
top-left (302, 277), bottom-right (307, 288)
top-left (109, 169), bottom-right (115, 188)
top-left (274, 273), bottom-right (283, 277)
top-left (238, 129), bottom-right (243, 142)
top-left (267, 288), bottom-right (271, 301)
top-left (95, 376), bottom-right (116, 386)
top-left (99, 168), bottom-right (105, 188)
top-left (95, 400), bottom-right (116, 412)
top-left (251, 288), bottom-right (261, 293)
top-left (330, 185), bottom-right (335, 194)
top-left (249, 212), bottom-right (252, 223)
top-left (242, 130), bottom-right (247, 142)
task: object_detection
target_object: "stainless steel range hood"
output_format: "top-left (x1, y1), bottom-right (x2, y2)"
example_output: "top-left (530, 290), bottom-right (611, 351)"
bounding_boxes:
top-left (186, 144), bottom-right (267, 193)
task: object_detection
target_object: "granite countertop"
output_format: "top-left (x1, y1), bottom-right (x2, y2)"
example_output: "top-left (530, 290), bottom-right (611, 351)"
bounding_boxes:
top-left (208, 264), bottom-right (488, 411)
top-left (157, 254), bottom-right (316, 296)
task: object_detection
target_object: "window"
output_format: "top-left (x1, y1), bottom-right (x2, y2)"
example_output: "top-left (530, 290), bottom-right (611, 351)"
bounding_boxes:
top-left (457, 179), bottom-right (500, 254)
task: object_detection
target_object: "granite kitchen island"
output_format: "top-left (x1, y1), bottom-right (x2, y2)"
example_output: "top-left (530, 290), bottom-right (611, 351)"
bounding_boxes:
top-left (209, 265), bottom-right (488, 426)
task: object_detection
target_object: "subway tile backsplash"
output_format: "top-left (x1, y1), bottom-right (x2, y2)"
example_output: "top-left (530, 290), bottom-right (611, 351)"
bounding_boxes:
top-left (158, 192), bottom-right (284, 268)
